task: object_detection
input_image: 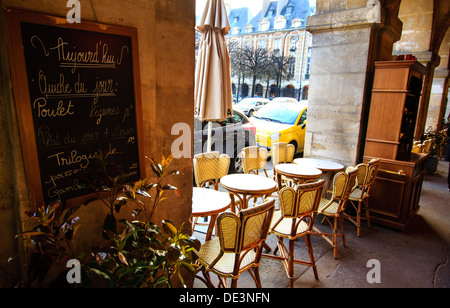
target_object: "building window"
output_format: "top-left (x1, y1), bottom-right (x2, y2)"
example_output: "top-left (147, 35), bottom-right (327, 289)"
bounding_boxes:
top-left (273, 38), bottom-right (281, 55)
top-left (274, 16), bottom-right (286, 30)
top-left (245, 25), bottom-right (254, 33)
top-left (291, 18), bottom-right (303, 28)
top-left (231, 27), bottom-right (240, 35)
top-left (259, 18), bottom-right (270, 32)
top-left (259, 39), bottom-right (267, 49)
top-left (286, 6), bottom-right (293, 15)
top-left (305, 57), bottom-right (311, 79)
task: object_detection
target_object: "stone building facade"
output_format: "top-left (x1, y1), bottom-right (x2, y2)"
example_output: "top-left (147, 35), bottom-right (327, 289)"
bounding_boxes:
top-left (225, 0), bottom-right (314, 100)
top-left (305, 0), bottom-right (449, 165)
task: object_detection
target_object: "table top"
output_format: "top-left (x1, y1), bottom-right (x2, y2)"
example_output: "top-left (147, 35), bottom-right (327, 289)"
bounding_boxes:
top-left (294, 158), bottom-right (344, 172)
top-left (275, 163), bottom-right (322, 179)
top-left (220, 173), bottom-right (277, 195)
top-left (192, 187), bottom-right (231, 216)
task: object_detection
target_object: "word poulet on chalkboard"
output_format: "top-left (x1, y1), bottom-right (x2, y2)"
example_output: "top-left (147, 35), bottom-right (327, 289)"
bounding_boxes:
top-left (18, 21), bottom-right (142, 204)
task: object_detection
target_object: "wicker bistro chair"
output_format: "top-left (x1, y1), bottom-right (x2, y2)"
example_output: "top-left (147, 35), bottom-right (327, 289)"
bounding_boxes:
top-left (313, 167), bottom-right (358, 259)
top-left (192, 152), bottom-right (230, 232)
top-left (344, 158), bottom-right (380, 236)
top-left (271, 142), bottom-right (296, 187)
top-left (264, 180), bottom-right (325, 288)
top-left (271, 142), bottom-right (295, 167)
top-left (241, 146), bottom-right (269, 177)
top-left (193, 151), bottom-right (230, 190)
top-left (195, 198), bottom-right (275, 288)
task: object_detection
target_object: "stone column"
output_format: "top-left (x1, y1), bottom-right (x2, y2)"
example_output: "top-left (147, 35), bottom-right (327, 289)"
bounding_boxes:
top-left (305, 0), bottom-right (402, 166)
top-left (426, 68), bottom-right (449, 130)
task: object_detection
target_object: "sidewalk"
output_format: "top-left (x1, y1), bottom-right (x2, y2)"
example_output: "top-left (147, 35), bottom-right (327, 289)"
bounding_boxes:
top-left (193, 158), bottom-right (450, 288)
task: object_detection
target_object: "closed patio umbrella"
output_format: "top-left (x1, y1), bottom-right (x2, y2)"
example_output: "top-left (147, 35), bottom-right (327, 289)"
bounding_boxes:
top-left (195, 0), bottom-right (233, 152)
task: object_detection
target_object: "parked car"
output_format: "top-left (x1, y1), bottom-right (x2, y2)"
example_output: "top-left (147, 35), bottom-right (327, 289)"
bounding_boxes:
top-left (194, 109), bottom-right (256, 173)
top-left (235, 97), bottom-right (271, 117)
top-left (250, 101), bottom-right (307, 154)
top-left (271, 97), bottom-right (299, 103)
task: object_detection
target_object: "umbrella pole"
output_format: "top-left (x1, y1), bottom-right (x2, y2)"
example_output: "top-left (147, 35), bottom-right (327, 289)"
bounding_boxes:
top-left (207, 121), bottom-right (213, 152)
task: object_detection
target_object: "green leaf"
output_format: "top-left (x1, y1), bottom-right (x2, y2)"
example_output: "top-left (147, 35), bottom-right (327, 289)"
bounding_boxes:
top-left (118, 252), bottom-right (129, 266)
top-left (162, 220), bottom-right (177, 238)
top-left (166, 246), bottom-right (181, 264)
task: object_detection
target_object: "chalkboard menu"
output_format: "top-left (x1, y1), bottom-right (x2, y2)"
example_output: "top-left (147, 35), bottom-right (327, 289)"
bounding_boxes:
top-left (5, 9), bottom-right (145, 207)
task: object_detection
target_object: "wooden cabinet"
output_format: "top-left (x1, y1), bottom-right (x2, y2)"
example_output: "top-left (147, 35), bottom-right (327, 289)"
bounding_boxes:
top-left (364, 61), bottom-right (427, 161)
top-left (363, 154), bottom-right (427, 230)
top-left (363, 61), bottom-right (428, 230)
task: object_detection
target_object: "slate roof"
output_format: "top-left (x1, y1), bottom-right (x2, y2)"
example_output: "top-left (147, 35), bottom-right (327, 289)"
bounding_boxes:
top-left (229, 7), bottom-right (251, 30)
top-left (227, 0), bottom-right (312, 36)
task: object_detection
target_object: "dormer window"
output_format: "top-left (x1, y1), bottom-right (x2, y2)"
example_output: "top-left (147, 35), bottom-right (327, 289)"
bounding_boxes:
top-left (286, 5), bottom-right (293, 15)
top-left (233, 16), bottom-right (239, 23)
top-left (267, 8), bottom-right (275, 17)
top-left (231, 27), bottom-right (240, 35)
top-left (291, 18), bottom-right (303, 28)
top-left (274, 16), bottom-right (286, 30)
top-left (259, 18), bottom-right (270, 31)
top-left (245, 25), bottom-right (254, 33)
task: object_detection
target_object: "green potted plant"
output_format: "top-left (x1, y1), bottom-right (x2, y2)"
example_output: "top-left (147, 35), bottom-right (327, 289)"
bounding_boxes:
top-left (11, 153), bottom-right (200, 288)
top-left (11, 200), bottom-right (83, 287)
top-left (83, 154), bottom-right (200, 288)
top-left (423, 125), bottom-right (447, 174)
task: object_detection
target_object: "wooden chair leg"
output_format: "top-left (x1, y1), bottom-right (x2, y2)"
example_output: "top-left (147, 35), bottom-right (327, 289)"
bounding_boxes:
top-left (304, 234), bottom-right (319, 280)
top-left (288, 239), bottom-right (295, 288)
top-left (231, 277), bottom-right (238, 288)
top-left (333, 217), bottom-right (339, 259)
top-left (357, 201), bottom-right (362, 237)
top-left (200, 268), bottom-right (215, 288)
top-left (249, 267), bottom-right (262, 288)
top-left (218, 277), bottom-right (227, 288)
top-left (340, 215), bottom-right (346, 248)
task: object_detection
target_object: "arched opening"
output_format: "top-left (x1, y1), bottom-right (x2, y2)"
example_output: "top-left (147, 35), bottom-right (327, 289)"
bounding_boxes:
top-left (255, 84), bottom-right (263, 97)
top-left (282, 84), bottom-right (296, 98)
top-left (302, 85), bottom-right (309, 100)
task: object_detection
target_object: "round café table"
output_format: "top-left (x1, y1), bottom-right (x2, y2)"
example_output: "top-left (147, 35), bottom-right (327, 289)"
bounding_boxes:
top-left (191, 187), bottom-right (231, 241)
top-left (274, 163), bottom-right (322, 188)
top-left (293, 158), bottom-right (345, 172)
top-left (220, 173), bottom-right (277, 212)
top-left (294, 158), bottom-right (345, 193)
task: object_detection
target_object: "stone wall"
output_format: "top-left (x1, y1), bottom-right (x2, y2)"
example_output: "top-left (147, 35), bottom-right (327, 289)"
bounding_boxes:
top-left (0, 0), bottom-right (195, 282)
top-left (306, 0), bottom-right (402, 166)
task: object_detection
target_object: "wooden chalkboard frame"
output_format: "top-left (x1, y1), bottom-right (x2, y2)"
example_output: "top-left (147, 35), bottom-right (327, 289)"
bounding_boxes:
top-left (3, 8), bottom-right (146, 208)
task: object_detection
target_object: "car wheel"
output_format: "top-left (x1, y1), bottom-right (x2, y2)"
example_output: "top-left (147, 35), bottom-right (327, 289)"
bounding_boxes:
top-left (229, 151), bottom-right (243, 174)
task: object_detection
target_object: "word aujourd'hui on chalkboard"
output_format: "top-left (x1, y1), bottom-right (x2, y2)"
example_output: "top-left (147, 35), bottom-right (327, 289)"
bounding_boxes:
top-left (21, 22), bottom-right (141, 204)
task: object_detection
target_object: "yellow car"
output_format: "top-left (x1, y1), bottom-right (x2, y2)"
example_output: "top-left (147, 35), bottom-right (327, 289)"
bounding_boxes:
top-left (250, 101), bottom-right (307, 154)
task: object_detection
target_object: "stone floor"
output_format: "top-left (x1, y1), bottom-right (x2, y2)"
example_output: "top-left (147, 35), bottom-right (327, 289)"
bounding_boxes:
top-left (193, 158), bottom-right (450, 288)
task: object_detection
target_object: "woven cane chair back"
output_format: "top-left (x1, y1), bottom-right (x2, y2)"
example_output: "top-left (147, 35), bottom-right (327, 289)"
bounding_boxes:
top-left (279, 180), bottom-right (325, 219)
top-left (193, 151), bottom-right (230, 190)
top-left (271, 142), bottom-right (295, 166)
top-left (241, 146), bottom-right (269, 176)
top-left (344, 167), bottom-right (359, 199)
top-left (366, 158), bottom-right (380, 187)
top-left (354, 163), bottom-right (368, 186)
top-left (332, 171), bottom-right (350, 200)
top-left (217, 199), bottom-right (275, 254)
